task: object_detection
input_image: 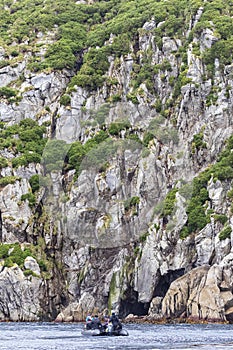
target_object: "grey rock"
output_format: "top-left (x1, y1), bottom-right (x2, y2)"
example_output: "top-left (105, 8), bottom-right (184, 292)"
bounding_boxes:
top-left (0, 5), bottom-right (233, 323)
top-left (24, 256), bottom-right (41, 276)
top-left (0, 265), bottom-right (42, 321)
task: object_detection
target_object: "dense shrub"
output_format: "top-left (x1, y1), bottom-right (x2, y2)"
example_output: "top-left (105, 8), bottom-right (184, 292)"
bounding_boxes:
top-left (161, 188), bottom-right (178, 217)
top-left (219, 226), bottom-right (232, 240)
top-left (213, 214), bottom-right (228, 225)
top-left (108, 120), bottom-right (130, 136)
top-left (60, 94), bottom-right (71, 106)
top-left (0, 87), bottom-right (17, 98)
top-left (21, 193), bottom-right (36, 207)
top-left (67, 141), bottom-right (87, 173)
top-left (0, 119), bottom-right (47, 168)
top-left (0, 157), bottom-right (8, 169)
top-left (0, 176), bottom-right (21, 187)
top-left (29, 174), bottom-right (40, 193)
top-left (0, 60), bottom-right (9, 69)
top-left (179, 134), bottom-right (233, 238)
top-left (191, 132), bottom-right (207, 152)
top-left (41, 139), bottom-right (69, 173)
top-left (44, 40), bottom-right (76, 70)
top-left (92, 103), bottom-right (110, 126)
top-left (70, 47), bottom-right (110, 90)
top-left (0, 243), bottom-right (34, 268)
top-left (67, 130), bottom-right (109, 174)
top-left (12, 153), bottom-right (42, 168)
top-left (143, 132), bottom-right (154, 147)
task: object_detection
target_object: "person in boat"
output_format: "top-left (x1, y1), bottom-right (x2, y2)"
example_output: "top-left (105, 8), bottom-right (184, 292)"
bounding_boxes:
top-left (91, 315), bottom-right (102, 330)
top-left (85, 315), bottom-right (92, 330)
top-left (109, 312), bottom-right (122, 331)
top-left (102, 315), bottom-right (110, 330)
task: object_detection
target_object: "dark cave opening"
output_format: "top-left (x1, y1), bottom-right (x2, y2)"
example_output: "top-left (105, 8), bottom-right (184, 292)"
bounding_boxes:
top-left (153, 268), bottom-right (185, 298)
top-left (118, 269), bottom-right (186, 318)
top-left (119, 291), bottom-right (150, 318)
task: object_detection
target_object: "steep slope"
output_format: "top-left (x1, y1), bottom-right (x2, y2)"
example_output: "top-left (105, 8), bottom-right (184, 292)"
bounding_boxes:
top-left (0, 0), bottom-right (233, 322)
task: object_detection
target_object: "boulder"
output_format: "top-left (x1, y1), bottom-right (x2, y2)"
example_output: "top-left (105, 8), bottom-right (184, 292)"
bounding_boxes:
top-left (24, 256), bottom-right (41, 276)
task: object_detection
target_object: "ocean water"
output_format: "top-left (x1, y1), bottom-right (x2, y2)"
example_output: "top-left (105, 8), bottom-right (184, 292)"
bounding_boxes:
top-left (1, 322), bottom-right (233, 349)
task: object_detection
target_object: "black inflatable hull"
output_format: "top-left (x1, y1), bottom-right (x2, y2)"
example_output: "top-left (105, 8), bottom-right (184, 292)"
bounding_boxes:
top-left (81, 328), bottom-right (129, 337)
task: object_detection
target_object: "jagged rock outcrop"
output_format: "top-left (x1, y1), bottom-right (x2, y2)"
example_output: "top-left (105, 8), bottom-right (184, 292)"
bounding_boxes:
top-left (0, 264), bottom-right (42, 321)
top-left (159, 253), bottom-right (233, 323)
top-left (0, 179), bottom-right (33, 242)
top-left (0, 1), bottom-right (233, 322)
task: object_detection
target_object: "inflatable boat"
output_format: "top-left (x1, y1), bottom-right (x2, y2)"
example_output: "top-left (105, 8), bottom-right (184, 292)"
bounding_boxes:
top-left (81, 327), bottom-right (129, 336)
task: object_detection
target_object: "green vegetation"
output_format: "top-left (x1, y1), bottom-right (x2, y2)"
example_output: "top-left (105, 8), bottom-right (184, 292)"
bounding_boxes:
top-left (0, 243), bottom-right (33, 268)
top-left (0, 1), bottom-right (233, 247)
top-left (23, 269), bottom-right (39, 277)
top-left (70, 47), bottom-right (110, 90)
top-left (147, 116), bottom-right (179, 146)
top-left (213, 214), bottom-right (228, 225)
top-left (0, 86), bottom-right (17, 98)
top-left (0, 175), bottom-right (21, 187)
top-left (143, 132), bottom-right (154, 147)
top-left (41, 139), bottom-right (69, 173)
top-left (139, 232), bottom-right (149, 243)
top-left (0, 118), bottom-right (47, 168)
top-left (191, 131), bottom-right (207, 153)
top-left (161, 188), bottom-right (178, 217)
top-left (0, 157), bottom-right (8, 169)
top-left (219, 225), bottom-right (232, 240)
top-left (108, 120), bottom-right (131, 136)
top-left (60, 94), bottom-right (71, 106)
top-left (124, 196), bottom-right (140, 211)
top-left (153, 134), bottom-right (233, 239)
top-left (1, 0), bottom-right (231, 92)
top-left (198, 6), bottom-right (233, 75)
top-left (29, 174), bottom-right (40, 193)
top-left (206, 86), bottom-right (219, 107)
top-left (21, 192), bottom-right (36, 207)
top-left (0, 241), bottom-right (50, 277)
top-left (67, 130), bottom-right (109, 174)
top-left (179, 135), bottom-right (233, 238)
top-left (90, 103), bottom-right (110, 127)
top-left (0, 119), bottom-right (140, 181)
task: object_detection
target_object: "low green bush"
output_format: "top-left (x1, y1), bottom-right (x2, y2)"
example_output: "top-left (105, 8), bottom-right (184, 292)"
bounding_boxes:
top-left (108, 120), bottom-right (130, 136)
top-left (29, 174), bottom-right (40, 193)
top-left (219, 225), bottom-right (232, 240)
top-left (21, 193), bottom-right (36, 207)
top-left (180, 226), bottom-right (190, 239)
top-left (12, 153), bottom-right (41, 168)
top-left (0, 87), bottom-right (17, 98)
top-left (0, 60), bottom-right (9, 69)
top-left (161, 188), bottom-right (178, 217)
top-left (213, 214), bottom-right (228, 225)
top-left (0, 120), bottom-right (47, 170)
top-left (0, 243), bottom-right (34, 268)
top-left (42, 139), bottom-right (70, 173)
top-left (0, 157), bottom-right (8, 169)
top-left (124, 196), bottom-right (140, 211)
top-left (44, 40), bottom-right (76, 70)
top-left (60, 94), bottom-right (71, 106)
top-left (143, 132), bottom-right (154, 147)
top-left (191, 132), bottom-right (207, 152)
top-left (0, 176), bottom-right (21, 187)
top-left (70, 47), bottom-right (110, 90)
top-left (23, 269), bottom-right (39, 277)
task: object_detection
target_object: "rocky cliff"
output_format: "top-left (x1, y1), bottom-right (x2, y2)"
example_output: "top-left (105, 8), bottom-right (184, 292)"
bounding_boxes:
top-left (0, 0), bottom-right (233, 322)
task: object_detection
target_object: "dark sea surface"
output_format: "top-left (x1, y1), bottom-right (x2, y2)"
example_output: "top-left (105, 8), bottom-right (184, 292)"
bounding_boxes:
top-left (1, 322), bottom-right (233, 349)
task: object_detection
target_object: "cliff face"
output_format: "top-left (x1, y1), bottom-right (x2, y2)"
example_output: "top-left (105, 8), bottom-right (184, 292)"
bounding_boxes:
top-left (0, 0), bottom-right (233, 322)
